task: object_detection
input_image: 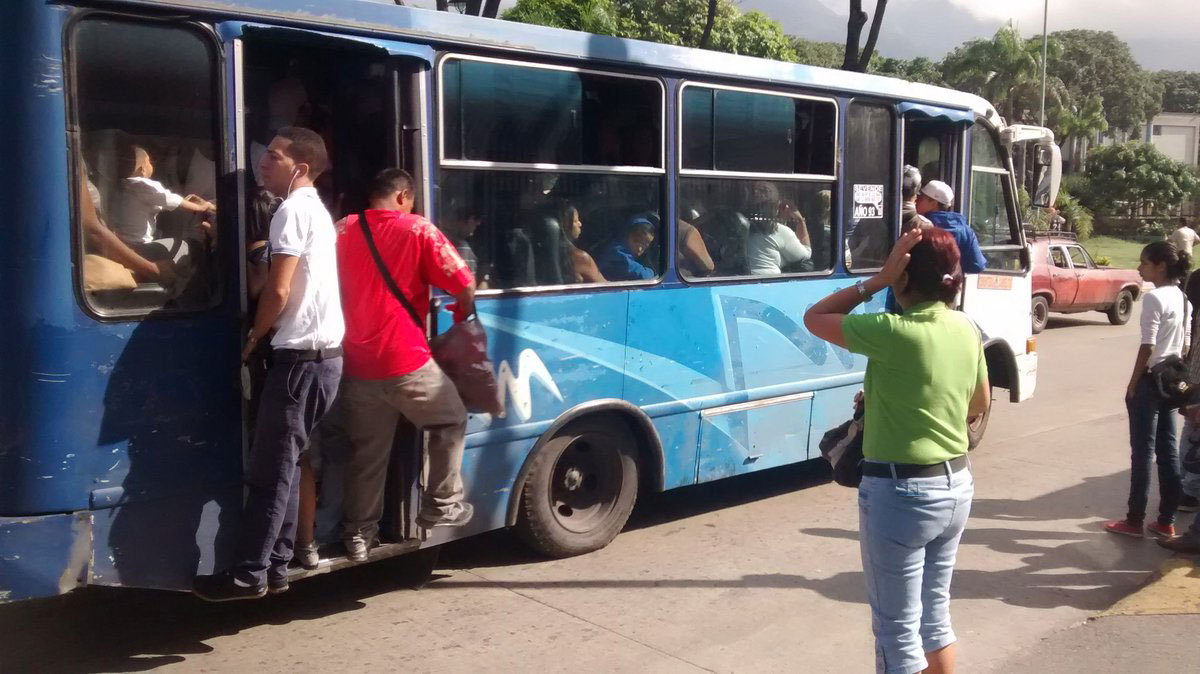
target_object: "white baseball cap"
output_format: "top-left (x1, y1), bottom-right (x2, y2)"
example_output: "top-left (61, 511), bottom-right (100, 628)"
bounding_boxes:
top-left (920, 180), bottom-right (954, 207)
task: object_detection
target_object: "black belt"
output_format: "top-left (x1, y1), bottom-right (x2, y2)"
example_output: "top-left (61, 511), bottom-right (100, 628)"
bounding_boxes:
top-left (273, 346), bottom-right (343, 362)
top-left (862, 455), bottom-right (969, 479)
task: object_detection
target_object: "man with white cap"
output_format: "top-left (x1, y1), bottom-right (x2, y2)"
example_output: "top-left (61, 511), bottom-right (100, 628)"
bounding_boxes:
top-left (915, 180), bottom-right (987, 274)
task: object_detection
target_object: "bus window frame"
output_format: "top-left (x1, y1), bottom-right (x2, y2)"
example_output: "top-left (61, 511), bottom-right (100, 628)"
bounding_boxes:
top-left (434, 52), bottom-right (670, 297)
top-left (842, 96), bottom-right (900, 276)
top-left (64, 10), bottom-right (230, 322)
top-left (966, 119), bottom-right (1027, 274)
top-left (675, 80), bottom-right (840, 285)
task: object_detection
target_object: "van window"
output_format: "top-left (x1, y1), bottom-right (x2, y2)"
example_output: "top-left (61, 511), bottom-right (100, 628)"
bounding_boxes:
top-left (72, 17), bottom-right (222, 314)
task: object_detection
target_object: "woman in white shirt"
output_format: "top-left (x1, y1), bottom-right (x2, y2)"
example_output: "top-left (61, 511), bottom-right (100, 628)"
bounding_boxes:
top-left (1107, 240), bottom-right (1190, 540)
top-left (744, 182), bottom-right (812, 275)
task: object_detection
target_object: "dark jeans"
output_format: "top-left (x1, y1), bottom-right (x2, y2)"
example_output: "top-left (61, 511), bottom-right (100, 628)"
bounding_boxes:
top-left (1126, 376), bottom-right (1183, 526)
top-left (234, 354), bottom-right (342, 586)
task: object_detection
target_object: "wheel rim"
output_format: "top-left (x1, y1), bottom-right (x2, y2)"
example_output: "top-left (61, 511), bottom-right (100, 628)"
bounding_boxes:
top-left (549, 436), bottom-right (623, 534)
top-left (1033, 301), bottom-right (1048, 326)
top-left (1119, 295), bottom-right (1131, 318)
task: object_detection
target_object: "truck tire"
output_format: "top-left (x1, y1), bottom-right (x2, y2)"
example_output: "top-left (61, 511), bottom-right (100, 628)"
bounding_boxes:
top-left (1031, 295), bottom-right (1050, 334)
top-left (1107, 289), bottom-right (1134, 325)
top-left (515, 417), bottom-right (639, 558)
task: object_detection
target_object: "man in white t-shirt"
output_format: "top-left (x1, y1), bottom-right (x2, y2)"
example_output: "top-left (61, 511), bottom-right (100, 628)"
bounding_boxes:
top-left (194, 126), bottom-right (345, 601)
top-left (1169, 218), bottom-right (1199, 260)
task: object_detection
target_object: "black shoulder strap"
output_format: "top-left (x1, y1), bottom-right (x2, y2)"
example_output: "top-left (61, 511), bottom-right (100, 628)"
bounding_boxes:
top-left (358, 211), bottom-right (425, 331)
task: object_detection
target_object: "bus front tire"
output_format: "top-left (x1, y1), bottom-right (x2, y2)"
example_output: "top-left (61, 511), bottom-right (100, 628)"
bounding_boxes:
top-left (967, 394), bottom-right (992, 450)
top-left (514, 418), bottom-right (639, 558)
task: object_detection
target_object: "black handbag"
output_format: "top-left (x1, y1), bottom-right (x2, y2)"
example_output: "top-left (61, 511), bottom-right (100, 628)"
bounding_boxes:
top-left (1150, 354), bottom-right (1196, 409)
top-left (819, 404), bottom-right (864, 488)
top-left (358, 212), bottom-right (503, 416)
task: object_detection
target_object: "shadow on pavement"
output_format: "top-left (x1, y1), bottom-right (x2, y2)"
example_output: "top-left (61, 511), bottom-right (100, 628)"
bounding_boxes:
top-left (0, 553), bottom-right (437, 673)
top-left (1045, 315), bottom-right (1114, 330)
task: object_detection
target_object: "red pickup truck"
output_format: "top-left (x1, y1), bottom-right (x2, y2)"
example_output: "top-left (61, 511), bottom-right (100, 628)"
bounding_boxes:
top-left (1030, 233), bottom-right (1143, 333)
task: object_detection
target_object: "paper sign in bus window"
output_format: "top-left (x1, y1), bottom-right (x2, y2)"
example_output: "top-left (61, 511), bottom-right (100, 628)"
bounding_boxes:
top-left (853, 184), bottom-right (884, 219)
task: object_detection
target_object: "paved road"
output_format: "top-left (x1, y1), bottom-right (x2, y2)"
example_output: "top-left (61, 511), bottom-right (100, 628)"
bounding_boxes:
top-left (3, 311), bottom-right (1197, 673)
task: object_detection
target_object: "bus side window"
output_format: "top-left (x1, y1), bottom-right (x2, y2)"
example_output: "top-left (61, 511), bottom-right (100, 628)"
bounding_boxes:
top-left (72, 17), bottom-right (222, 315)
top-left (438, 57), bottom-right (665, 290)
top-left (843, 102), bottom-right (895, 273)
top-left (968, 123), bottom-right (1021, 271)
top-left (678, 85), bottom-right (836, 279)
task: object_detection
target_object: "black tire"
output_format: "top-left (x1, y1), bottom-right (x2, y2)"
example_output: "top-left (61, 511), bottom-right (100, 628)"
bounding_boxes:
top-left (1107, 289), bottom-right (1134, 325)
top-left (967, 393), bottom-right (993, 451)
top-left (515, 417), bottom-right (639, 558)
top-left (1031, 295), bottom-right (1050, 334)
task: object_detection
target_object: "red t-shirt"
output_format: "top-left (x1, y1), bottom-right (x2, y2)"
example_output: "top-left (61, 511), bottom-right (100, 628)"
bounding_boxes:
top-left (337, 210), bottom-right (474, 379)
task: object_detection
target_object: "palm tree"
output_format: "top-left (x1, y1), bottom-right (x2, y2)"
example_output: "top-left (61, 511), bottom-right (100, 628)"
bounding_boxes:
top-left (942, 22), bottom-right (1061, 124)
top-left (1051, 95), bottom-right (1108, 172)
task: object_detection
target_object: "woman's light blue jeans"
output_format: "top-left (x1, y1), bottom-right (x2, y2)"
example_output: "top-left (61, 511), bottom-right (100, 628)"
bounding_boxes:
top-left (858, 465), bottom-right (974, 674)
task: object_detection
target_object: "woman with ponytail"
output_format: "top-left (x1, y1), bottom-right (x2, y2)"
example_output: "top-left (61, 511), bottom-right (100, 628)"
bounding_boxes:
top-left (1106, 240), bottom-right (1190, 540)
top-left (805, 227), bottom-right (990, 674)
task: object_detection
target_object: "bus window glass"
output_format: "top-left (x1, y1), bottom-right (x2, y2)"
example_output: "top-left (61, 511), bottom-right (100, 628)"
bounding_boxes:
top-left (677, 178), bottom-right (833, 277)
top-left (442, 58), bottom-right (661, 168)
top-left (969, 123), bottom-right (1020, 258)
top-left (73, 17), bottom-right (221, 314)
top-left (682, 86), bottom-right (835, 176)
top-left (439, 58), bottom-right (665, 290)
top-left (844, 102), bottom-right (896, 272)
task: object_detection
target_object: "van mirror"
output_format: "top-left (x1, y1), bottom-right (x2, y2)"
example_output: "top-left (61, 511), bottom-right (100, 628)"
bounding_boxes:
top-left (1030, 141), bottom-right (1061, 209)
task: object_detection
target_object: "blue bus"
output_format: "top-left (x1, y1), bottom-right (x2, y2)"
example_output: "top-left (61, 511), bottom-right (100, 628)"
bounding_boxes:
top-left (0, 0), bottom-right (1058, 602)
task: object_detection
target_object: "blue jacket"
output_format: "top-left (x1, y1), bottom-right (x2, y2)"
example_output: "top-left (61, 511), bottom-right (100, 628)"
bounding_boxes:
top-left (925, 210), bottom-right (987, 274)
top-left (596, 242), bottom-right (655, 281)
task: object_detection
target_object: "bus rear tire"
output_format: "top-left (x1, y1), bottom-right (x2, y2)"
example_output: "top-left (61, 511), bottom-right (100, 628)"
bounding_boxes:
top-left (515, 418), bottom-right (639, 558)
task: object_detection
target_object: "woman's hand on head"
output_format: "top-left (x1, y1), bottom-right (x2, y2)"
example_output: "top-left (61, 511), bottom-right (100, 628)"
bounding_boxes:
top-left (878, 227), bottom-right (922, 287)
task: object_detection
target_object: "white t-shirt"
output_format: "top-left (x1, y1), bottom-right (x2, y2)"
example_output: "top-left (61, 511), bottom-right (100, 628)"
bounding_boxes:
top-left (747, 223), bottom-right (811, 275)
top-left (109, 177), bottom-right (184, 244)
top-left (1169, 227), bottom-right (1200, 256)
top-left (268, 186), bottom-right (345, 350)
top-left (1141, 285), bottom-right (1189, 368)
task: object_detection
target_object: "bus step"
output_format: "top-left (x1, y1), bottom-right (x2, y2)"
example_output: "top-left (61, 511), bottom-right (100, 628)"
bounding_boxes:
top-left (286, 539), bottom-right (423, 581)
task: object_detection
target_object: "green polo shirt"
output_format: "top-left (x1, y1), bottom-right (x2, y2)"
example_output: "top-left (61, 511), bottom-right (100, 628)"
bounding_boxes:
top-left (842, 301), bottom-right (986, 464)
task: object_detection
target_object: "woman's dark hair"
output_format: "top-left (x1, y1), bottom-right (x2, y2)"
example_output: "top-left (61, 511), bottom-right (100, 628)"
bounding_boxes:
top-left (1141, 240), bottom-right (1191, 283)
top-left (904, 227), bottom-right (963, 304)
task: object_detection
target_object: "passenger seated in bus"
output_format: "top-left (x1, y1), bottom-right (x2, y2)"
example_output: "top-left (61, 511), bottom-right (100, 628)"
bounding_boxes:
top-left (915, 180), bottom-right (987, 274)
top-left (554, 201), bottom-right (606, 284)
top-left (595, 214), bottom-right (657, 281)
top-left (745, 181), bottom-right (812, 275)
top-left (677, 217), bottom-right (715, 277)
top-left (77, 166), bottom-right (175, 286)
top-left (108, 143), bottom-right (216, 255)
top-left (440, 202), bottom-right (483, 278)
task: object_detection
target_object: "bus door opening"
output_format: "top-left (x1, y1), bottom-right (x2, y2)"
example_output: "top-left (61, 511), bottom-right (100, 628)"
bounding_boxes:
top-left (903, 116), bottom-right (963, 200)
top-left (239, 33), bottom-right (429, 551)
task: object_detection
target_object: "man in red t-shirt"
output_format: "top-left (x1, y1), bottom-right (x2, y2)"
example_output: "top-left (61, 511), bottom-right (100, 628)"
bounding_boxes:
top-left (336, 168), bottom-right (477, 561)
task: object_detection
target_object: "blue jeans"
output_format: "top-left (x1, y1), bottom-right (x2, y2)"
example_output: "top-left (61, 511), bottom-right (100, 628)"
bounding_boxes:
top-left (1125, 376), bottom-right (1182, 526)
top-left (234, 354), bottom-right (341, 586)
top-left (858, 465), bottom-right (974, 674)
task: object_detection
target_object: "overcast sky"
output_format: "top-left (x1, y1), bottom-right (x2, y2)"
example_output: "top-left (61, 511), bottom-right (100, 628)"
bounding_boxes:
top-left (396, 0), bottom-right (1200, 71)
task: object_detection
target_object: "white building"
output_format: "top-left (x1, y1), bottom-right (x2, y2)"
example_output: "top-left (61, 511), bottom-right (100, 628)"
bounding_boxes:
top-left (1145, 112), bottom-right (1200, 167)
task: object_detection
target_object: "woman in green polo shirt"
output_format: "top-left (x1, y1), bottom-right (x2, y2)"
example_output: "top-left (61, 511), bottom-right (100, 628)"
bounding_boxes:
top-left (805, 227), bottom-right (990, 674)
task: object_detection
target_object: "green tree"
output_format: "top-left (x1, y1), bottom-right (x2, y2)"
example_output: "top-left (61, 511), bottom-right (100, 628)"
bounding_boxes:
top-left (1049, 95), bottom-right (1108, 172)
top-left (1048, 30), bottom-right (1163, 133)
top-left (502, 0), bottom-right (617, 35)
top-left (1157, 70), bottom-right (1200, 113)
top-left (504, 0), bottom-right (796, 61)
top-left (1084, 142), bottom-right (1200, 217)
top-left (875, 56), bottom-right (944, 86)
top-left (941, 23), bottom-right (1062, 124)
top-left (791, 38), bottom-right (846, 69)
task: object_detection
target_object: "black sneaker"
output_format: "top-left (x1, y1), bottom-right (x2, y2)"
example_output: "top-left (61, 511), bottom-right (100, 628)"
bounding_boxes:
top-left (193, 570), bottom-right (266, 602)
top-left (1179, 495), bottom-right (1199, 513)
top-left (417, 502), bottom-right (474, 529)
top-left (1158, 532), bottom-right (1200, 554)
top-left (267, 575), bottom-right (289, 595)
